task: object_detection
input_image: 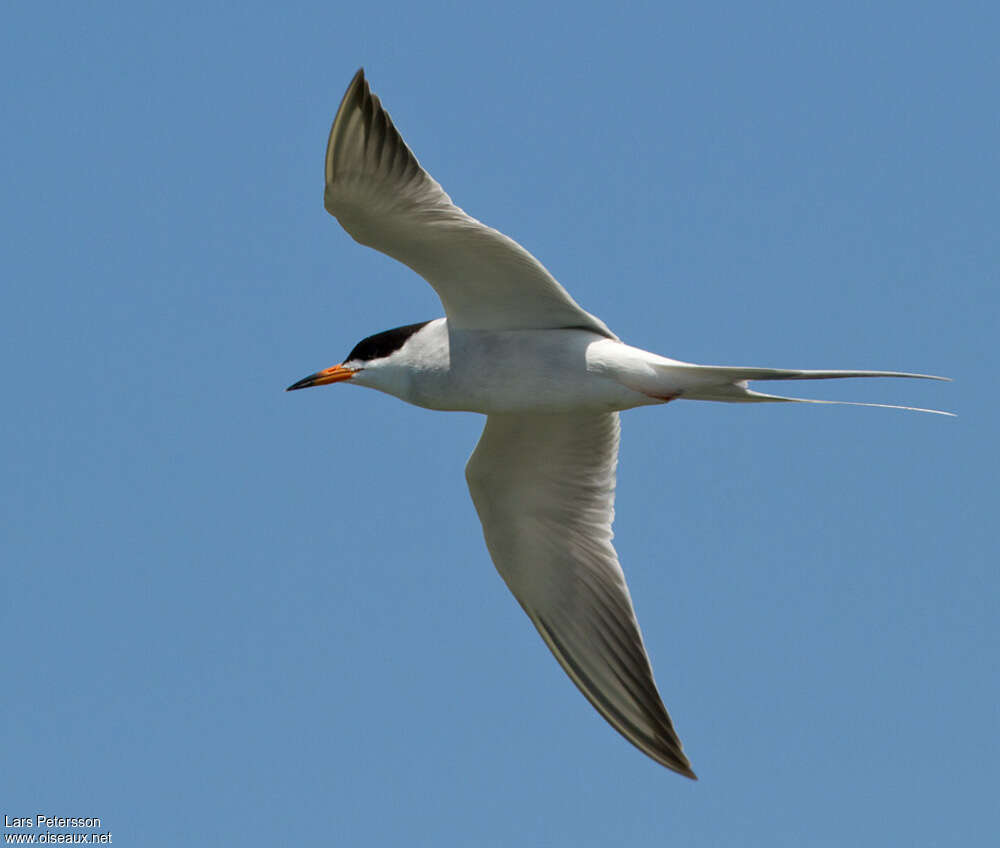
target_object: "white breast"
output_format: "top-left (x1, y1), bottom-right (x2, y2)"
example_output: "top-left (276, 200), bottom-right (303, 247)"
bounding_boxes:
top-left (360, 321), bottom-right (664, 414)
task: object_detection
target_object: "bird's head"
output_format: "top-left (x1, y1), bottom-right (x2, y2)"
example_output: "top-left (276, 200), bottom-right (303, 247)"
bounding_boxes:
top-left (286, 320), bottom-right (437, 395)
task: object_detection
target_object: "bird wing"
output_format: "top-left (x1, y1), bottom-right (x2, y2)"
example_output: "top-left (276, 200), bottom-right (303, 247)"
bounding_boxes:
top-left (324, 69), bottom-right (615, 338)
top-left (465, 412), bottom-right (695, 777)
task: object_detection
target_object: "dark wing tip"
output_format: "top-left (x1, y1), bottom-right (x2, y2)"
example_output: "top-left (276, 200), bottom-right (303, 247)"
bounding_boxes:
top-left (534, 613), bottom-right (697, 779)
top-left (325, 68), bottom-right (371, 187)
top-left (325, 66), bottom-right (424, 204)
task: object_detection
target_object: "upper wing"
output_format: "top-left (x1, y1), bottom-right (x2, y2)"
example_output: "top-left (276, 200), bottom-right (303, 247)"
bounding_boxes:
top-left (465, 412), bottom-right (695, 777)
top-left (324, 69), bottom-right (615, 337)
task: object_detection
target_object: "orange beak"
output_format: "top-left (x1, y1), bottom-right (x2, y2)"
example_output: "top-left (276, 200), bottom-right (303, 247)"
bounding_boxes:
top-left (286, 364), bottom-right (357, 391)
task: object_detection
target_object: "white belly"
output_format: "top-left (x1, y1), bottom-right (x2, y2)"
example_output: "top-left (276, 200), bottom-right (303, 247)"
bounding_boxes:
top-left (406, 327), bottom-right (665, 414)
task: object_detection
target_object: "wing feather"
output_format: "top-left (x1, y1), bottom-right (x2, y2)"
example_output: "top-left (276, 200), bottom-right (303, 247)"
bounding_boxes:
top-left (324, 69), bottom-right (615, 337)
top-left (465, 412), bottom-right (695, 777)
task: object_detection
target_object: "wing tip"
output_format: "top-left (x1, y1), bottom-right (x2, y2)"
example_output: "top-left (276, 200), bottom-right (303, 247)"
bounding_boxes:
top-left (532, 611), bottom-right (698, 779)
top-left (325, 66), bottom-right (428, 213)
top-left (655, 749), bottom-right (698, 779)
top-left (652, 738), bottom-right (697, 779)
top-left (326, 67), bottom-right (373, 187)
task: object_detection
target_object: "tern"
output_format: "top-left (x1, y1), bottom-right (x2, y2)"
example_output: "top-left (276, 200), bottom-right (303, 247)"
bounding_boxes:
top-left (288, 69), bottom-right (949, 778)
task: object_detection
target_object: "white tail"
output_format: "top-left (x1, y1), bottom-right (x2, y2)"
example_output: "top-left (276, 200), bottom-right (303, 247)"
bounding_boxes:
top-left (656, 364), bottom-right (954, 416)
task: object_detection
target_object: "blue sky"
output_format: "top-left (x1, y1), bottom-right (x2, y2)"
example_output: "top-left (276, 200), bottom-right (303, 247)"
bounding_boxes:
top-left (2, 1), bottom-right (996, 845)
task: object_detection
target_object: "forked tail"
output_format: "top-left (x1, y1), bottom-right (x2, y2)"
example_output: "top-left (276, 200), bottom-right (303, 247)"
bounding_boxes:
top-left (659, 364), bottom-right (953, 416)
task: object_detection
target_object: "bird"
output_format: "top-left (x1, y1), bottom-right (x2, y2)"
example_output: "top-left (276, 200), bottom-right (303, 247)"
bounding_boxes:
top-left (287, 68), bottom-right (950, 779)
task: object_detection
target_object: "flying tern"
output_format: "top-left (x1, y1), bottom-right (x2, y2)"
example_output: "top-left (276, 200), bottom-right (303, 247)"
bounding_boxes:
top-left (288, 69), bottom-right (950, 778)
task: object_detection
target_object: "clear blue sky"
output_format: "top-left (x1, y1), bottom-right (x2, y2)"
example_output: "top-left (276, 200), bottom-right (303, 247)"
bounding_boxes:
top-left (3, 2), bottom-right (995, 845)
